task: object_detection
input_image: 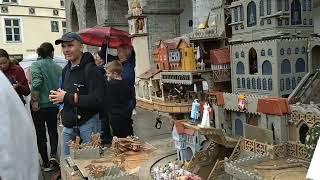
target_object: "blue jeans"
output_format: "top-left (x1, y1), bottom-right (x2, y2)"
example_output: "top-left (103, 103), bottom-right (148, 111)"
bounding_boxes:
top-left (60, 114), bottom-right (100, 158)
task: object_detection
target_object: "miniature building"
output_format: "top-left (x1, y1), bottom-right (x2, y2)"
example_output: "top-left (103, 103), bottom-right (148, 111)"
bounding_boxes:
top-left (172, 121), bottom-right (205, 161)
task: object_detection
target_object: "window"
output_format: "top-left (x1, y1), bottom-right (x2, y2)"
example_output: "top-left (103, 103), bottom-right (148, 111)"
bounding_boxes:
top-left (263, 78), bottom-right (267, 90)
top-left (240, 6), bottom-right (244, 21)
top-left (278, 0), bottom-right (283, 11)
top-left (280, 48), bottom-right (285, 55)
top-left (278, 19), bottom-right (283, 26)
top-left (252, 78), bottom-right (256, 89)
top-left (257, 78), bottom-right (262, 89)
top-left (291, 0), bottom-right (302, 25)
top-left (302, 47), bottom-right (306, 54)
top-left (303, 18), bottom-right (307, 25)
top-left (280, 79), bottom-right (284, 91)
top-left (286, 78), bottom-right (291, 90)
top-left (296, 58), bottom-right (305, 72)
top-left (281, 59), bottom-right (291, 74)
top-left (62, 21), bottom-right (67, 34)
top-left (234, 8), bottom-right (239, 22)
top-left (285, 0), bottom-right (289, 10)
top-left (235, 52), bottom-right (239, 58)
top-left (308, 0), bottom-right (312, 11)
top-left (51, 21), bottom-right (59, 32)
top-left (247, 78), bottom-right (251, 89)
top-left (241, 51), bottom-right (245, 57)
top-left (262, 60), bottom-right (272, 75)
top-left (287, 48), bottom-right (291, 55)
top-left (236, 62), bottom-right (245, 74)
top-left (2, 0), bottom-right (17, 3)
top-left (248, 1), bottom-right (257, 27)
top-left (261, 49), bottom-right (265, 56)
top-left (295, 47), bottom-right (299, 54)
top-left (60, 0), bottom-right (65, 7)
top-left (292, 78), bottom-right (297, 89)
top-left (268, 79), bottom-right (272, 90)
top-left (310, 19), bottom-right (313, 25)
top-left (260, 0), bottom-right (265, 16)
top-left (237, 78), bottom-right (241, 88)
top-left (4, 18), bottom-right (21, 42)
top-left (303, 0), bottom-right (307, 11)
top-left (267, 0), bottom-right (271, 15)
top-left (249, 48), bottom-right (258, 74)
top-left (242, 78), bottom-right (246, 88)
top-left (268, 49), bottom-right (272, 56)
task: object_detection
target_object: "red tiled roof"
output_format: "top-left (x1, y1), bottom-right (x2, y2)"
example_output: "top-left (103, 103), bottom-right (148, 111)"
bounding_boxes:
top-left (207, 91), bottom-right (225, 106)
top-left (257, 98), bottom-right (290, 116)
top-left (175, 121), bottom-right (195, 136)
top-left (210, 48), bottom-right (230, 65)
top-left (138, 67), bottom-right (161, 80)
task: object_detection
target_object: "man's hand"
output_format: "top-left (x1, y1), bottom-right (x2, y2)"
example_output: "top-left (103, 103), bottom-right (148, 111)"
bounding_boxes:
top-left (49, 89), bottom-right (66, 104)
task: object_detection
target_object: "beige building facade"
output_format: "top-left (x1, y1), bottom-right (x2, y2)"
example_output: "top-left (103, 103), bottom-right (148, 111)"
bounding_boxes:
top-left (0, 0), bottom-right (66, 60)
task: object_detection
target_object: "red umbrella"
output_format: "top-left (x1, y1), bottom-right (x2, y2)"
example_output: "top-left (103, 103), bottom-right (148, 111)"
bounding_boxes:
top-left (79, 27), bottom-right (132, 48)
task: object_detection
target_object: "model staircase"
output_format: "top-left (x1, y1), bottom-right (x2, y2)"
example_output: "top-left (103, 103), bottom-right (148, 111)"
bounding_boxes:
top-left (289, 70), bottom-right (320, 104)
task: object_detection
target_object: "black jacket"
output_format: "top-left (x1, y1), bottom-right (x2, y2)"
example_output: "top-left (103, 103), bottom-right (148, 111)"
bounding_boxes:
top-left (62, 52), bottom-right (104, 128)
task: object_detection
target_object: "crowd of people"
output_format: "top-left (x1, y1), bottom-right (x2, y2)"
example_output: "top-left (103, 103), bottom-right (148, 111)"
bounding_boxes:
top-left (0, 32), bottom-right (136, 175)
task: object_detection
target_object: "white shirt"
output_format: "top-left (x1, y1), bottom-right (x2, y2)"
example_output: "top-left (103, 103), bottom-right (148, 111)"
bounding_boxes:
top-left (0, 72), bottom-right (39, 180)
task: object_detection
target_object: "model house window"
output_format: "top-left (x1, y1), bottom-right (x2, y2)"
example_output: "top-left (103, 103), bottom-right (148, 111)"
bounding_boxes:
top-left (286, 78), bottom-right (291, 90)
top-left (301, 47), bottom-right (306, 54)
top-left (268, 49), bottom-right (272, 56)
top-left (262, 60), bottom-right (272, 75)
top-left (62, 21), bottom-right (67, 34)
top-left (261, 49), bottom-right (265, 56)
top-left (242, 78), bottom-right (246, 88)
top-left (308, 0), bottom-right (312, 11)
top-left (234, 8), bottom-right (238, 22)
top-left (303, 0), bottom-right (307, 11)
top-left (240, 6), bottom-right (244, 21)
top-left (292, 78), bottom-right (297, 89)
top-left (285, 0), bottom-right (289, 11)
top-left (235, 52), bottom-right (239, 58)
top-left (268, 79), bottom-right (272, 90)
top-left (257, 78), bottom-right (262, 89)
top-left (2, 0), bottom-right (17, 3)
top-left (237, 78), bottom-right (241, 88)
top-left (281, 59), bottom-right (291, 74)
top-left (249, 48), bottom-right (258, 74)
top-left (60, 0), bottom-right (65, 7)
top-left (252, 78), bottom-right (256, 89)
top-left (262, 78), bottom-right (267, 90)
top-left (260, 0), bottom-right (265, 16)
top-left (280, 79), bottom-right (284, 91)
top-left (248, 1), bottom-right (257, 27)
top-left (51, 21), bottom-right (59, 32)
top-left (280, 48), bottom-right (285, 55)
top-left (291, 0), bottom-right (302, 25)
top-left (295, 58), bottom-right (305, 72)
top-left (267, 0), bottom-right (271, 15)
top-left (4, 18), bottom-right (21, 42)
top-left (247, 78), bottom-right (251, 89)
top-left (236, 62), bottom-right (245, 74)
top-left (278, 0), bottom-right (283, 11)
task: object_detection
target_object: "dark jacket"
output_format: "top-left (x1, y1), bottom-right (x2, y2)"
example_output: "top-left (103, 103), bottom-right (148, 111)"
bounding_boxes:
top-left (62, 52), bottom-right (104, 128)
top-left (4, 64), bottom-right (30, 103)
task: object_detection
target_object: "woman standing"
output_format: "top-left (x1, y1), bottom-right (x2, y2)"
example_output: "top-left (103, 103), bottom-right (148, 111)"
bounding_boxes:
top-left (0, 49), bottom-right (30, 104)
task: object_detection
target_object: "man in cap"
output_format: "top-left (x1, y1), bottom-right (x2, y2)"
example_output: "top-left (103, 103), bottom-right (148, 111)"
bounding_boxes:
top-left (49, 32), bottom-right (104, 157)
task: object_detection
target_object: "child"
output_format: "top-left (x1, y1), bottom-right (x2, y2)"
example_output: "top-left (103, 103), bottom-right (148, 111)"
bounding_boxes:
top-left (104, 60), bottom-right (134, 138)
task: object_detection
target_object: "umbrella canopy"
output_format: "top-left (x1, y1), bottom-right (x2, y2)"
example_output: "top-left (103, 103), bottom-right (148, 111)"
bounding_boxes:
top-left (79, 27), bottom-right (132, 48)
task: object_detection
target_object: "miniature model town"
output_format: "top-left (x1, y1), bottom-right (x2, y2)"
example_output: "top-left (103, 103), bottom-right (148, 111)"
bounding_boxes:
top-left (130, 0), bottom-right (320, 179)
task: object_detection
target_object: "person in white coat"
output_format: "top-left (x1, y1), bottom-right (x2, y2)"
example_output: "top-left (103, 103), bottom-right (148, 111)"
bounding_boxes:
top-left (0, 71), bottom-right (39, 180)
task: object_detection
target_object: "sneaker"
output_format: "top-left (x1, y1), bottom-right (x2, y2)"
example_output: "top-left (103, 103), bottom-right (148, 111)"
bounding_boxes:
top-left (42, 163), bottom-right (54, 172)
top-left (49, 157), bottom-right (59, 167)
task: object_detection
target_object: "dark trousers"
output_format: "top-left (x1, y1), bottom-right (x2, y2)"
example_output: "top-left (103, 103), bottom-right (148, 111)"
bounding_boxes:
top-left (31, 107), bottom-right (59, 164)
top-left (108, 113), bottom-right (133, 138)
top-left (100, 115), bottom-right (112, 144)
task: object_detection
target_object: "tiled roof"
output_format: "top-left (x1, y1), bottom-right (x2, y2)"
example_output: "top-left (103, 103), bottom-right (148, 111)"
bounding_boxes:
top-left (210, 48), bottom-right (230, 65)
top-left (138, 67), bottom-right (161, 80)
top-left (257, 98), bottom-right (290, 116)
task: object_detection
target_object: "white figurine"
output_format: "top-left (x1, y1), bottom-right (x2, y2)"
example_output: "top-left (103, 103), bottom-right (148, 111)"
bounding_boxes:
top-left (199, 102), bottom-right (211, 128)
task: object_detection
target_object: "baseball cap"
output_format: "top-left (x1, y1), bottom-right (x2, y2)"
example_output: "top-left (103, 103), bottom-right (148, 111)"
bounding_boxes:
top-left (55, 32), bottom-right (83, 45)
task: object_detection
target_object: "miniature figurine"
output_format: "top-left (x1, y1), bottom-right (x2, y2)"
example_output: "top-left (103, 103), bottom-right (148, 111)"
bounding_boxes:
top-left (190, 99), bottom-right (200, 124)
top-left (198, 102), bottom-right (211, 128)
top-left (238, 94), bottom-right (247, 112)
top-left (131, 0), bottom-right (142, 16)
top-left (200, 59), bottom-right (206, 71)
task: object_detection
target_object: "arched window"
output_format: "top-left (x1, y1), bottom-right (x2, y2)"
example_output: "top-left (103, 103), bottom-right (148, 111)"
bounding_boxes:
top-left (268, 49), bottom-right (272, 56)
top-left (285, 0), bottom-right (289, 10)
top-left (278, 0), bottom-right (283, 11)
top-left (292, 77), bottom-right (297, 89)
top-left (261, 49), bottom-right (265, 56)
top-left (237, 78), bottom-right (241, 88)
top-left (295, 47), bottom-right (299, 54)
top-left (234, 7), bottom-right (239, 22)
top-left (240, 6), bottom-right (244, 21)
top-left (248, 1), bottom-right (257, 27)
top-left (257, 78), bottom-right (262, 89)
top-left (242, 78), bottom-right (246, 88)
top-left (286, 78), bottom-right (291, 90)
top-left (260, 0), bottom-right (265, 16)
top-left (291, 0), bottom-right (302, 25)
top-left (268, 79), bottom-right (272, 90)
top-left (299, 123), bottom-right (309, 144)
top-left (249, 48), bottom-right (258, 74)
top-left (247, 78), bottom-right (251, 89)
top-left (267, 0), bottom-right (271, 15)
top-left (252, 78), bottom-right (256, 89)
top-left (296, 58), bottom-right (305, 72)
top-left (236, 62), bottom-right (245, 74)
top-left (235, 52), bottom-right (239, 58)
top-left (280, 79), bottom-right (284, 91)
top-left (281, 59), bottom-right (291, 74)
top-left (303, 0), bottom-right (307, 11)
top-left (280, 48), bottom-right (285, 55)
top-left (262, 60), bottom-right (272, 75)
top-left (263, 78), bottom-right (267, 90)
